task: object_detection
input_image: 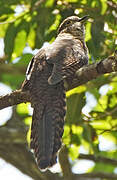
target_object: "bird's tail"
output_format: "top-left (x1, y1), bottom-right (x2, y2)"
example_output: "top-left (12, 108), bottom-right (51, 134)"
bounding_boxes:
top-left (30, 83), bottom-right (66, 170)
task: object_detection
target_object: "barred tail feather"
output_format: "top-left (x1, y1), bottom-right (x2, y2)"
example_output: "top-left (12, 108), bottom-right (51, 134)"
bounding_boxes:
top-left (49, 89), bottom-right (66, 167)
top-left (30, 82), bottom-right (66, 170)
top-left (30, 105), bottom-right (55, 169)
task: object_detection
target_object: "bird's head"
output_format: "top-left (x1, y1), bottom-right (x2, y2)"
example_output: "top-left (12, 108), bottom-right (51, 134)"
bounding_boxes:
top-left (58, 15), bottom-right (89, 39)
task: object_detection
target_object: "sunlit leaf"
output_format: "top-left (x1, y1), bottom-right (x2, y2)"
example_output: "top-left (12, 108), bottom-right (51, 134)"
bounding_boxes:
top-left (69, 144), bottom-right (79, 160)
top-left (24, 116), bottom-right (32, 126)
top-left (63, 125), bottom-right (71, 145)
top-left (85, 22), bottom-right (92, 42)
top-left (66, 86), bottom-right (86, 97)
top-left (90, 120), bottom-right (111, 130)
top-left (12, 30), bottom-right (27, 59)
top-left (108, 94), bottom-right (117, 108)
top-left (100, 0), bottom-right (107, 15)
top-left (27, 27), bottom-right (36, 48)
top-left (16, 103), bottom-right (29, 116)
top-left (45, 0), bottom-right (55, 7)
top-left (102, 133), bottom-right (117, 144)
top-left (71, 124), bottom-right (83, 135)
top-left (93, 95), bottom-right (108, 112)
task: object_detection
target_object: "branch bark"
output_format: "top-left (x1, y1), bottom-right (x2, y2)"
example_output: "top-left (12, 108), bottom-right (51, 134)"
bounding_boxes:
top-left (58, 147), bottom-right (117, 180)
top-left (79, 153), bottom-right (117, 166)
top-left (0, 90), bottom-right (30, 110)
top-left (0, 62), bottom-right (26, 75)
top-left (0, 52), bottom-right (117, 110)
top-left (59, 146), bottom-right (74, 180)
top-left (74, 172), bottom-right (117, 179)
top-left (65, 52), bottom-right (117, 90)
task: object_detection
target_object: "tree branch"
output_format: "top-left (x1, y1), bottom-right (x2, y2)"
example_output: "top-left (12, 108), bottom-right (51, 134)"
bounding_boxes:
top-left (59, 146), bottom-right (74, 180)
top-left (65, 51), bottom-right (117, 90)
top-left (79, 153), bottom-right (117, 166)
top-left (0, 51), bottom-right (117, 110)
top-left (0, 62), bottom-right (26, 75)
top-left (0, 90), bottom-right (30, 110)
top-left (59, 148), bottom-right (117, 180)
top-left (74, 172), bottom-right (117, 179)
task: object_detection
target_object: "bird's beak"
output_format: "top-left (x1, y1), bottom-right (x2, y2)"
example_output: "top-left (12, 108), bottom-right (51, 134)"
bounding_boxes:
top-left (78, 15), bottom-right (89, 23)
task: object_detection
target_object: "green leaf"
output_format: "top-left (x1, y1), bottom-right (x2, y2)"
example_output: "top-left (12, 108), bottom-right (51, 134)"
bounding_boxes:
top-left (66, 86), bottom-right (86, 97)
top-left (16, 103), bottom-right (30, 116)
top-left (63, 125), bottom-right (71, 145)
top-left (12, 29), bottom-right (27, 59)
top-left (90, 120), bottom-right (111, 130)
top-left (24, 116), bottom-right (32, 126)
top-left (2, 73), bottom-right (24, 89)
top-left (0, 23), bottom-right (9, 37)
top-left (93, 95), bottom-right (108, 112)
top-left (108, 94), bottom-right (117, 108)
top-left (85, 22), bottom-right (92, 42)
top-left (4, 23), bottom-right (17, 60)
top-left (82, 124), bottom-right (92, 143)
top-left (15, 53), bottom-right (33, 65)
top-left (102, 133), bottom-right (117, 145)
top-left (45, 0), bottom-right (55, 7)
top-left (0, 0), bottom-right (22, 6)
top-left (100, 0), bottom-right (107, 15)
top-left (12, 20), bottom-right (30, 60)
top-left (0, 7), bottom-right (14, 16)
top-left (69, 144), bottom-right (79, 160)
top-left (66, 92), bottom-right (86, 125)
top-left (27, 27), bottom-right (36, 48)
top-left (4, 19), bottom-right (30, 61)
top-left (71, 134), bottom-right (81, 145)
top-left (71, 125), bottom-right (82, 145)
top-left (93, 162), bottom-right (115, 173)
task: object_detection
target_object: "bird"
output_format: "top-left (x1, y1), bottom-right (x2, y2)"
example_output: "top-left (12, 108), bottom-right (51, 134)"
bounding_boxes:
top-left (21, 15), bottom-right (89, 170)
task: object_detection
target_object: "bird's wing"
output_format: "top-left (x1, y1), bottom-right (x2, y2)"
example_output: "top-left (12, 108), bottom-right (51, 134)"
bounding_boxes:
top-left (21, 49), bottom-right (47, 90)
top-left (44, 38), bottom-right (88, 85)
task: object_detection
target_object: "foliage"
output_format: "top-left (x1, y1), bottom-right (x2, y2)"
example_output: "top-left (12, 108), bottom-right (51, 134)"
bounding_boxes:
top-left (0, 0), bottom-right (117, 179)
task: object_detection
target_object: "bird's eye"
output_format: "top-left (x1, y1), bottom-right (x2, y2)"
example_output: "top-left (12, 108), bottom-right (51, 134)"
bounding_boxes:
top-left (66, 20), bottom-right (71, 25)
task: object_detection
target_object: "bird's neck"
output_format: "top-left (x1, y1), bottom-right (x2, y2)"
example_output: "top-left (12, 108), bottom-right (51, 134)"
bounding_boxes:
top-left (58, 32), bottom-right (85, 41)
top-left (57, 32), bottom-right (88, 56)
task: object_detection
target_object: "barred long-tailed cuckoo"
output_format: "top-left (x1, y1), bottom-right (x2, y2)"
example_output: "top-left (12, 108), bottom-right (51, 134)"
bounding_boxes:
top-left (22, 15), bottom-right (89, 170)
